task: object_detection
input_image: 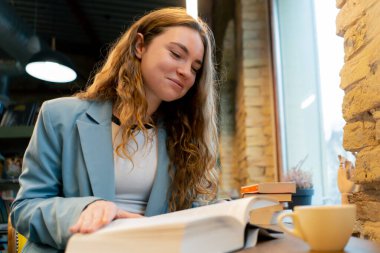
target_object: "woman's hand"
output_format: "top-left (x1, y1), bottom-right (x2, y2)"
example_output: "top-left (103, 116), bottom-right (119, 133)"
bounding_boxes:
top-left (69, 200), bottom-right (143, 234)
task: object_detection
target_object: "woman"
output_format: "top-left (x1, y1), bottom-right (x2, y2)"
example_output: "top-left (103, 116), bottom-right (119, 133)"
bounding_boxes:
top-left (10, 7), bottom-right (219, 252)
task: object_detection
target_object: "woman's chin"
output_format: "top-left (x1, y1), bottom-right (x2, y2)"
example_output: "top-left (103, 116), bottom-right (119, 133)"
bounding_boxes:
top-left (161, 93), bottom-right (185, 102)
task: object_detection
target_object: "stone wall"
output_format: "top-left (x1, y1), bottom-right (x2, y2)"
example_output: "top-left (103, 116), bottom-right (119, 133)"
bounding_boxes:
top-left (218, 0), bottom-right (277, 197)
top-left (336, 0), bottom-right (380, 241)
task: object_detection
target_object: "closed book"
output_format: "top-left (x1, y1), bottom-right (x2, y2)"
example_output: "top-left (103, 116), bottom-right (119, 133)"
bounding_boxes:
top-left (241, 182), bottom-right (296, 195)
top-left (243, 193), bottom-right (292, 202)
top-left (66, 197), bottom-right (279, 253)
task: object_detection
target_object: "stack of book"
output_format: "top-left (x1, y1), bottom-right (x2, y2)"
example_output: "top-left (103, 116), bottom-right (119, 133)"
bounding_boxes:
top-left (241, 182), bottom-right (296, 225)
top-left (241, 182), bottom-right (296, 202)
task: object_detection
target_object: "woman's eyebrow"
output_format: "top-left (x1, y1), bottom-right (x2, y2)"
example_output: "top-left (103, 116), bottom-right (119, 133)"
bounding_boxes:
top-left (169, 42), bottom-right (203, 65)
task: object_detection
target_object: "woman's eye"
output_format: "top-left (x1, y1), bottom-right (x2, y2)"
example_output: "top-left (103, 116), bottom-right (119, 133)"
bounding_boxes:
top-left (170, 51), bottom-right (181, 58)
top-left (191, 67), bottom-right (199, 74)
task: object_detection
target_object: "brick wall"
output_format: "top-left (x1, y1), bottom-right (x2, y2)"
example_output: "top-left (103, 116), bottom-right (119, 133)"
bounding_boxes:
top-left (337, 0), bottom-right (380, 241)
top-left (218, 0), bottom-right (277, 197)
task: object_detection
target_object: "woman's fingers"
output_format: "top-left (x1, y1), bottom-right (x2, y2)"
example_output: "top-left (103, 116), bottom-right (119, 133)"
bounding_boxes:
top-left (102, 203), bottom-right (118, 223)
top-left (69, 216), bottom-right (83, 233)
top-left (80, 208), bottom-right (106, 233)
top-left (79, 212), bottom-right (94, 233)
top-left (116, 210), bottom-right (144, 219)
top-left (70, 200), bottom-right (117, 234)
top-left (70, 200), bottom-right (144, 234)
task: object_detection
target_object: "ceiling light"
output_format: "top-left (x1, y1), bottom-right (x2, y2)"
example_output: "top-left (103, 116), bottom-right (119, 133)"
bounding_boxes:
top-left (25, 50), bottom-right (77, 83)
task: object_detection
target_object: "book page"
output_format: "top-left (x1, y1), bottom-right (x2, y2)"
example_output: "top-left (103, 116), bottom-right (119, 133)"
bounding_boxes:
top-left (94, 196), bottom-right (277, 235)
top-left (67, 197), bottom-right (278, 253)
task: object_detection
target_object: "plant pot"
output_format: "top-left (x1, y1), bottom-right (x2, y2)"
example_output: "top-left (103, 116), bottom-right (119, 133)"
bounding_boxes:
top-left (288, 188), bottom-right (314, 210)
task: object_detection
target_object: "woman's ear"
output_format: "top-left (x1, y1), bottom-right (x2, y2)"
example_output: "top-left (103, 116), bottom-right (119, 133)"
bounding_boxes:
top-left (135, 33), bottom-right (145, 59)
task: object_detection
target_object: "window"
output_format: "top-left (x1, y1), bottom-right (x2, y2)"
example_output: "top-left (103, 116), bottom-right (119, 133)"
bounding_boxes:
top-left (271, 0), bottom-right (352, 204)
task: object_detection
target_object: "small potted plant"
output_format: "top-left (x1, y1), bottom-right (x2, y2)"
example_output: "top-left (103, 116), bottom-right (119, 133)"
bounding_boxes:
top-left (283, 156), bottom-right (314, 209)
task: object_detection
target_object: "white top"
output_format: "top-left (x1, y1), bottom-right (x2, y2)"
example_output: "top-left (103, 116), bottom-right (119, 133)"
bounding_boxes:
top-left (111, 122), bottom-right (158, 214)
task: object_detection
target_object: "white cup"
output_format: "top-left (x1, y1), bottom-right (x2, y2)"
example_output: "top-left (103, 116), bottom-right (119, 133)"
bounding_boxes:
top-left (277, 205), bottom-right (356, 251)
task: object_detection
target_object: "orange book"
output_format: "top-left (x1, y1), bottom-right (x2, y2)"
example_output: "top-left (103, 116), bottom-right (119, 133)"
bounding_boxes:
top-left (241, 182), bottom-right (296, 195)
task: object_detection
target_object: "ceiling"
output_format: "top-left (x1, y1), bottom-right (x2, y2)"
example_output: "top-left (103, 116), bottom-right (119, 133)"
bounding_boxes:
top-left (0, 0), bottom-right (188, 97)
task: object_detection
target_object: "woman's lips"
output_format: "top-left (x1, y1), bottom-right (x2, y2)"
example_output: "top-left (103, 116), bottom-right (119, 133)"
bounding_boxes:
top-left (167, 78), bottom-right (184, 89)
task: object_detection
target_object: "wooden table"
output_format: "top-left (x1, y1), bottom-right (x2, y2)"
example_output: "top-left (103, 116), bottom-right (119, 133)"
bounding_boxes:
top-left (238, 233), bottom-right (380, 253)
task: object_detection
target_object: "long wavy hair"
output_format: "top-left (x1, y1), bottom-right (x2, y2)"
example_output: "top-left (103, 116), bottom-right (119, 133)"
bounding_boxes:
top-left (77, 7), bottom-right (219, 212)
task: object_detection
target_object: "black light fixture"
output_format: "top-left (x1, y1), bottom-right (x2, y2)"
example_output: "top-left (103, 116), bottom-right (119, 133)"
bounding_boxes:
top-left (25, 1), bottom-right (77, 83)
top-left (25, 49), bottom-right (77, 83)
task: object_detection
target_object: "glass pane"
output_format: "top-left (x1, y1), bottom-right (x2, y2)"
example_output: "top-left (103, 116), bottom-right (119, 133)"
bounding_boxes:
top-left (272, 0), bottom-right (354, 205)
top-left (273, 0), bottom-right (324, 204)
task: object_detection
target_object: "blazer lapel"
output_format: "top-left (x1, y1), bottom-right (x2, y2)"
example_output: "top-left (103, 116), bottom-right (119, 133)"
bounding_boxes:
top-left (77, 101), bottom-right (115, 200)
top-left (77, 101), bottom-right (170, 213)
top-left (145, 127), bottom-right (170, 216)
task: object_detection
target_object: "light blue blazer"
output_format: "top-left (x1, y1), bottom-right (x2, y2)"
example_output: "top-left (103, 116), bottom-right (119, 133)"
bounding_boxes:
top-left (10, 97), bottom-right (171, 253)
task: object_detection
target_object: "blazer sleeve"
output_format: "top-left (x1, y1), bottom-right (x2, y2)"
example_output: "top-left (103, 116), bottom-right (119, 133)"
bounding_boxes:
top-left (10, 102), bottom-right (101, 250)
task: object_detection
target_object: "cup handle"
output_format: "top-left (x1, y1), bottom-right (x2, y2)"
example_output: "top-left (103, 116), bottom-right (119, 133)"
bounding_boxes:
top-left (277, 212), bottom-right (304, 240)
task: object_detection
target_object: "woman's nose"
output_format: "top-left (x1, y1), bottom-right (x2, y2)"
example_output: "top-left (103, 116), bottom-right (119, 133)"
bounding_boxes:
top-left (177, 63), bottom-right (193, 79)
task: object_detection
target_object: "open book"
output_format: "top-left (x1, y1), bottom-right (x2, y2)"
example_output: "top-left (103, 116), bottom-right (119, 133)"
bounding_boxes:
top-left (66, 197), bottom-right (279, 253)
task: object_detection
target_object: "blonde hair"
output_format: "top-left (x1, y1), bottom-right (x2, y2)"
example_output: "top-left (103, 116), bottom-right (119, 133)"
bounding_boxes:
top-left (77, 7), bottom-right (219, 211)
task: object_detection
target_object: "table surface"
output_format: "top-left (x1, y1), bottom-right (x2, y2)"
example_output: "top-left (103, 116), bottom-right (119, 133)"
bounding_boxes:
top-left (238, 233), bottom-right (380, 253)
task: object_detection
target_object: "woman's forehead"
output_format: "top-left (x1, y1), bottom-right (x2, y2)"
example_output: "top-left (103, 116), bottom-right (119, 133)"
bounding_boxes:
top-left (151, 26), bottom-right (204, 60)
